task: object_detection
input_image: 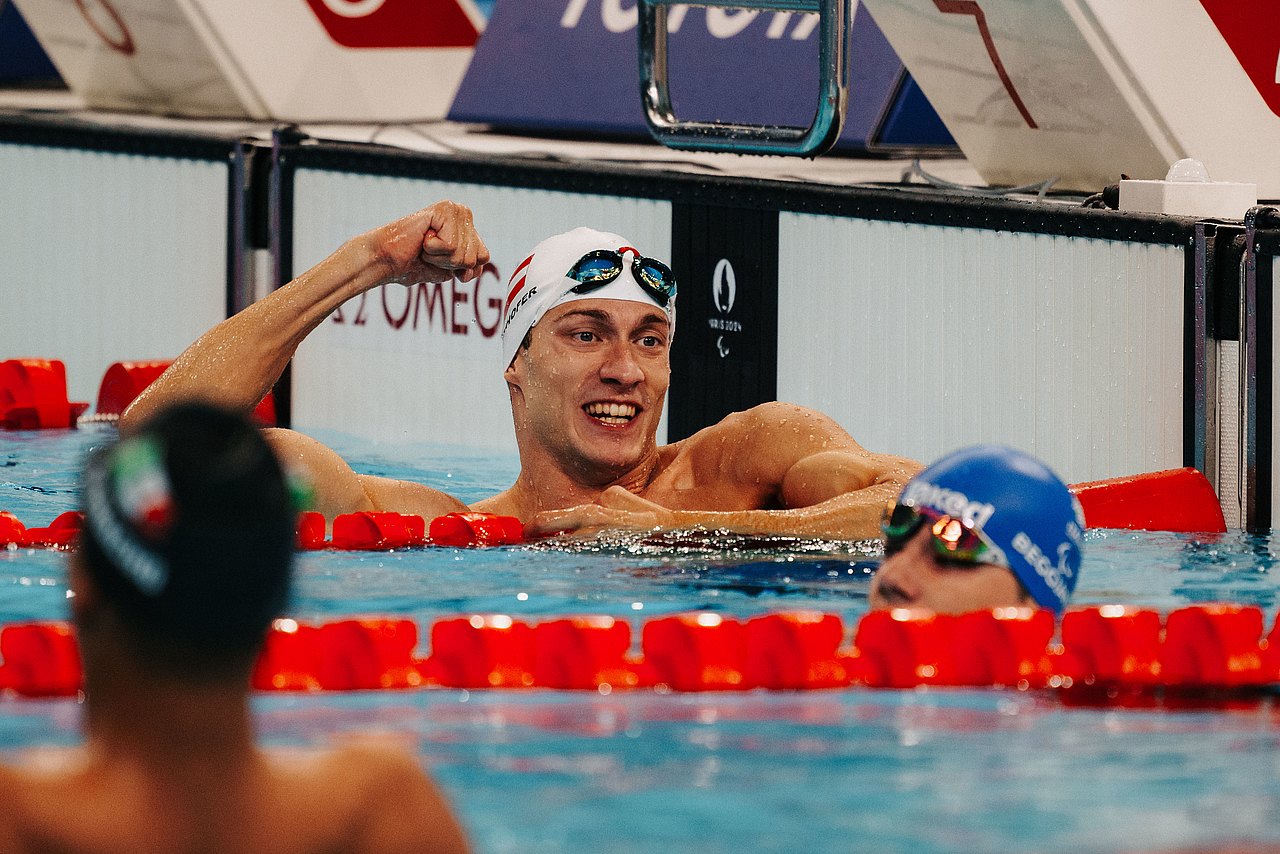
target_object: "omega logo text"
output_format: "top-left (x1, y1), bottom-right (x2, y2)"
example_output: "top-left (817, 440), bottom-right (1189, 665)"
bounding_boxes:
top-left (332, 263), bottom-right (504, 338)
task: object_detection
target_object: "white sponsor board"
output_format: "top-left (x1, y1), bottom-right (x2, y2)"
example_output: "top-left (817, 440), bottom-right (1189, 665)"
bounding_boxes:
top-left (289, 170), bottom-right (672, 450)
top-left (860, 0), bottom-right (1280, 197)
top-left (0, 142), bottom-right (227, 404)
top-left (776, 213), bottom-right (1186, 484)
top-left (12, 0), bottom-right (482, 120)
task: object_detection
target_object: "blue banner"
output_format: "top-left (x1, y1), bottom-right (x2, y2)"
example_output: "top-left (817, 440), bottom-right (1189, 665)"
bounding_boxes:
top-left (450, 0), bottom-right (952, 151)
top-left (0, 2), bottom-right (60, 83)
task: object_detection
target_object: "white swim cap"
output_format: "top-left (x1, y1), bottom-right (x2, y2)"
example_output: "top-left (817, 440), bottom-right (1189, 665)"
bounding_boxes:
top-left (500, 227), bottom-right (677, 368)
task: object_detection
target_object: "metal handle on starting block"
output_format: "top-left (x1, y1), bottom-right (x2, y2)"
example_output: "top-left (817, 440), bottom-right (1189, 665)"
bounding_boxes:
top-left (638, 0), bottom-right (849, 157)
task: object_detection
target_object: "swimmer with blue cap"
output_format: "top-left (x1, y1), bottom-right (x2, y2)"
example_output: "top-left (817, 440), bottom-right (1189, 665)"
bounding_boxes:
top-left (870, 445), bottom-right (1085, 614)
top-left (0, 402), bottom-right (470, 853)
top-left (125, 205), bottom-right (920, 541)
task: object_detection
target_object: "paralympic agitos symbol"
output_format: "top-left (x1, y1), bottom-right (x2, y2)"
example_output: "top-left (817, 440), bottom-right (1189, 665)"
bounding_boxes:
top-left (710, 258), bottom-right (740, 359)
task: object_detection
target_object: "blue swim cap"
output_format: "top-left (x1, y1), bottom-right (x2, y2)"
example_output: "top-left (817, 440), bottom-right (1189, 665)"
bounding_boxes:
top-left (898, 445), bottom-right (1085, 612)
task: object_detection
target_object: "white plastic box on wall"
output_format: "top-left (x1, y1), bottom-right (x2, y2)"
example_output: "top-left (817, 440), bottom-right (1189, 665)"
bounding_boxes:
top-left (11, 0), bottom-right (484, 120)
top-left (859, 0), bottom-right (1280, 200)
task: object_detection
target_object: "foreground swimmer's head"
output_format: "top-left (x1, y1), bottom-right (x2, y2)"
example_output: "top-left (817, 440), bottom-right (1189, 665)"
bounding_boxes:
top-left (502, 228), bottom-right (678, 482)
top-left (869, 445), bottom-right (1084, 615)
top-left (500, 227), bottom-right (677, 370)
top-left (76, 402), bottom-right (295, 678)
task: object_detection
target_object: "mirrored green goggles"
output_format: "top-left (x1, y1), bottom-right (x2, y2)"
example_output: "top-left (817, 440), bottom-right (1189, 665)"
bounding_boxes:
top-left (880, 500), bottom-right (1006, 567)
top-left (565, 247), bottom-right (677, 307)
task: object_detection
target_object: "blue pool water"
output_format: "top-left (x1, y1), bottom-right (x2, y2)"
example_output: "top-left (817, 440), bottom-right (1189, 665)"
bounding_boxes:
top-left (3, 426), bottom-right (1280, 852)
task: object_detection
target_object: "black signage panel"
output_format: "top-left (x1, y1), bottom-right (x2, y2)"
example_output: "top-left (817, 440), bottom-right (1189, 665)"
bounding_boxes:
top-left (668, 205), bottom-right (779, 441)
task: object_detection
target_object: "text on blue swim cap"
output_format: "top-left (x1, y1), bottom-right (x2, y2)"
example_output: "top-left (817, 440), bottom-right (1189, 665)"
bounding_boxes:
top-left (901, 480), bottom-right (995, 530)
top-left (1011, 531), bottom-right (1073, 605)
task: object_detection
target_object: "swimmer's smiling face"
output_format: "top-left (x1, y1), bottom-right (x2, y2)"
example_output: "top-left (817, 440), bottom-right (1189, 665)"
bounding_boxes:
top-left (869, 525), bottom-right (1031, 614)
top-left (504, 298), bottom-right (671, 484)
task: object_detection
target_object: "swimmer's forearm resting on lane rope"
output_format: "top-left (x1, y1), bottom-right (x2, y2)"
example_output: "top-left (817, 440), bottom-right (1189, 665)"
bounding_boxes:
top-left (525, 472), bottom-right (913, 541)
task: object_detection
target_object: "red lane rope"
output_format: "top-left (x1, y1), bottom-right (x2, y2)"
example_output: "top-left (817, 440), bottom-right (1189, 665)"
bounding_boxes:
top-left (1, 605), bottom-right (1276, 700)
top-left (1, 510), bottom-right (524, 550)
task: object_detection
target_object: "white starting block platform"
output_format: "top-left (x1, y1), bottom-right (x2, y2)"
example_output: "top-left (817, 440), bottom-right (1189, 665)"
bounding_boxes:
top-left (861, 0), bottom-right (1280, 197)
top-left (9, 0), bottom-right (484, 120)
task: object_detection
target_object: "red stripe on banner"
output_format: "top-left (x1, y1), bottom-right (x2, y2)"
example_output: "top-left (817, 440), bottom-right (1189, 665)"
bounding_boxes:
top-left (933, 0), bottom-right (1038, 129)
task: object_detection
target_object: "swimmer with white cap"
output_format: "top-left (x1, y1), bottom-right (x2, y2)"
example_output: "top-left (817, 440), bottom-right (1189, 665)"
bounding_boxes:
top-left (871, 444), bottom-right (1085, 614)
top-left (124, 204), bottom-right (919, 540)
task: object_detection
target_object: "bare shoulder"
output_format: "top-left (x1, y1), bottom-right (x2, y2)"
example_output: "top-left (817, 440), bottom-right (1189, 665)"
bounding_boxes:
top-left (356, 474), bottom-right (469, 519)
top-left (680, 402), bottom-right (861, 472)
top-left (725, 401), bottom-right (861, 443)
top-left (0, 755), bottom-right (89, 854)
top-left (0, 765), bottom-right (25, 848)
top-left (263, 427), bottom-right (468, 519)
top-left (330, 742), bottom-right (470, 853)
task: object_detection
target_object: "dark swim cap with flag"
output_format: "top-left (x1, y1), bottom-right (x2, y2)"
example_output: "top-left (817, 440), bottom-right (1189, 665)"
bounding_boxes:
top-left (897, 444), bottom-right (1085, 612)
top-left (80, 402), bottom-right (297, 647)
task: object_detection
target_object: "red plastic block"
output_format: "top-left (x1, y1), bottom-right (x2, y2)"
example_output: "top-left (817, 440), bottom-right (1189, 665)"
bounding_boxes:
top-left (0, 622), bottom-right (82, 697)
top-left (314, 619), bottom-right (423, 690)
top-left (93, 361), bottom-right (171, 417)
top-left (851, 609), bottom-right (959, 688)
top-left (296, 512), bottom-right (327, 550)
top-left (640, 613), bottom-right (747, 691)
top-left (0, 512), bottom-right (27, 547)
top-left (92, 360), bottom-right (276, 425)
top-left (331, 512), bottom-right (425, 550)
top-left (1161, 604), bottom-right (1269, 687)
top-left (0, 359), bottom-right (85, 429)
top-left (1069, 468), bottom-right (1226, 533)
top-left (1059, 606), bottom-right (1163, 685)
top-left (426, 615), bottom-right (535, 688)
top-left (429, 512), bottom-right (524, 547)
top-left (743, 611), bottom-right (851, 690)
top-left (950, 608), bottom-right (1055, 688)
top-left (1266, 613), bottom-right (1280, 675)
top-left (252, 619), bottom-right (323, 691)
top-left (23, 511), bottom-right (83, 548)
top-left (532, 616), bottom-right (637, 689)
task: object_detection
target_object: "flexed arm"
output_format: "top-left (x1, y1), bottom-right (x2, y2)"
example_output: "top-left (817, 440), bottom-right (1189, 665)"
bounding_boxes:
top-left (121, 201), bottom-right (488, 431)
top-left (119, 202), bottom-right (487, 521)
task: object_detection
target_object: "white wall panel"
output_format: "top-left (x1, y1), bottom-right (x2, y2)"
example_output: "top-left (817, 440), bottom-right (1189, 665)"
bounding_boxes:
top-left (291, 170), bottom-right (672, 450)
top-left (777, 214), bottom-right (1185, 483)
top-left (0, 143), bottom-right (227, 405)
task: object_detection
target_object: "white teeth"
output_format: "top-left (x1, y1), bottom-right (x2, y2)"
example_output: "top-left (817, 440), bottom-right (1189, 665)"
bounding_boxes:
top-left (585, 402), bottom-right (636, 421)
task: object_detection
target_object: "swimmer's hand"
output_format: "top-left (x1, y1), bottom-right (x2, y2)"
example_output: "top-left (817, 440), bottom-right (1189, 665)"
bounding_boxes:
top-left (525, 487), bottom-right (675, 538)
top-left (375, 200), bottom-right (490, 285)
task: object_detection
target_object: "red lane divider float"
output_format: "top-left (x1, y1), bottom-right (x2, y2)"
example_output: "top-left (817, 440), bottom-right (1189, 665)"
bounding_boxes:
top-left (5, 510), bottom-right (524, 551)
top-left (1070, 467), bottom-right (1227, 533)
top-left (0, 359), bottom-right (88, 429)
top-left (2, 358), bottom-right (275, 428)
top-left (92, 360), bottom-right (278, 426)
top-left (4, 606), bottom-right (1279, 699)
top-left (0, 511), bottom-right (83, 548)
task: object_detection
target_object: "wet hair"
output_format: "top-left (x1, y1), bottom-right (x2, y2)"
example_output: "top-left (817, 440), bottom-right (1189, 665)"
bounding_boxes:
top-left (79, 402), bottom-right (295, 679)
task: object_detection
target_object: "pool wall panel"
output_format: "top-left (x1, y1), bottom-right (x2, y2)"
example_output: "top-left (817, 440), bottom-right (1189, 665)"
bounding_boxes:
top-left (289, 169), bottom-right (672, 450)
top-left (0, 140), bottom-right (228, 405)
top-left (1271, 252), bottom-right (1280, 531)
top-left (1, 113), bottom-right (1211, 505)
top-left (776, 214), bottom-right (1186, 483)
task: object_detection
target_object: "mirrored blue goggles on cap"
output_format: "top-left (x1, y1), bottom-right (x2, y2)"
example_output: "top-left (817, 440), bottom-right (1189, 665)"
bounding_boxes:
top-left (565, 247), bottom-right (677, 307)
top-left (881, 500), bottom-right (1008, 567)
